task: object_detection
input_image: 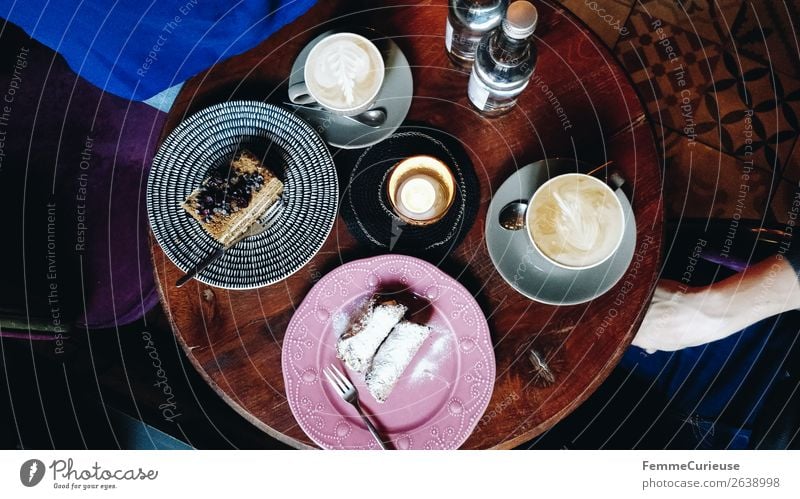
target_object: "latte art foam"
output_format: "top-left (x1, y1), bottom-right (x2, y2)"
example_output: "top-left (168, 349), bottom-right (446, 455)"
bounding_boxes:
top-left (307, 36), bottom-right (383, 110)
top-left (528, 175), bottom-right (623, 267)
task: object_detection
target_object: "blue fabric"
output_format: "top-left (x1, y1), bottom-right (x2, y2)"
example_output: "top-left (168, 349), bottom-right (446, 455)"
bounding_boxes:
top-left (524, 311), bottom-right (799, 449)
top-left (108, 408), bottom-right (193, 450)
top-left (616, 312), bottom-right (798, 449)
top-left (0, 0), bottom-right (316, 101)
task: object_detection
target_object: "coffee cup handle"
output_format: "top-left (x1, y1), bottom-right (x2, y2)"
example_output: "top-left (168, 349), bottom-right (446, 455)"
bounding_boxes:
top-left (587, 161), bottom-right (625, 192)
top-left (288, 82), bottom-right (316, 105)
top-left (607, 170), bottom-right (625, 191)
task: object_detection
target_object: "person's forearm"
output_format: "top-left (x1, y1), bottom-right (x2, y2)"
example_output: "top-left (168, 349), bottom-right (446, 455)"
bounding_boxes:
top-left (633, 254), bottom-right (800, 352)
top-left (708, 255), bottom-right (800, 336)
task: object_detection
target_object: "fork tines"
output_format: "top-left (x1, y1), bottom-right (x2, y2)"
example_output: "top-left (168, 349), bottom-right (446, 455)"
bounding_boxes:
top-left (324, 364), bottom-right (353, 397)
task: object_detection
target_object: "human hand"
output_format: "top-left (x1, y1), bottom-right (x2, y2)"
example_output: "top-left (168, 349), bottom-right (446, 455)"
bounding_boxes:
top-left (631, 280), bottom-right (725, 353)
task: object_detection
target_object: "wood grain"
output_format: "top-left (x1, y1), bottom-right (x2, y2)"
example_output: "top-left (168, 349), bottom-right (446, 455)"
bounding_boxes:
top-left (151, 0), bottom-right (663, 449)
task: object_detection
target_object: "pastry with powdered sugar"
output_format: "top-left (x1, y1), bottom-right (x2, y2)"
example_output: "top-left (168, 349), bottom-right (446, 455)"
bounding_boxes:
top-left (336, 297), bottom-right (407, 373)
top-left (366, 321), bottom-right (432, 402)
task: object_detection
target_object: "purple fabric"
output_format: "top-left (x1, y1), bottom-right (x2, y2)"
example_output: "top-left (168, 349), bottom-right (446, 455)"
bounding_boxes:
top-left (0, 24), bottom-right (164, 329)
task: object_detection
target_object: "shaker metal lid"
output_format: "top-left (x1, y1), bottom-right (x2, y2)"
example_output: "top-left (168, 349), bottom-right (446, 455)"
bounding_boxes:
top-left (502, 1), bottom-right (538, 39)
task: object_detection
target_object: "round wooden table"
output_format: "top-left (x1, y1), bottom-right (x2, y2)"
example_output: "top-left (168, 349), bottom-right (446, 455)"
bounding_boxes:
top-left (151, 0), bottom-right (663, 449)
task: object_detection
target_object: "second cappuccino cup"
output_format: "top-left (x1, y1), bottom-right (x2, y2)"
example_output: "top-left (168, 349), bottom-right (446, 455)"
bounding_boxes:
top-left (525, 173), bottom-right (625, 270)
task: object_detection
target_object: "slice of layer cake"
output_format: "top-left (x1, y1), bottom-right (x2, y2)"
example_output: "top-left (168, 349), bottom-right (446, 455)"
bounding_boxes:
top-left (182, 149), bottom-right (283, 246)
top-left (366, 321), bottom-right (432, 403)
top-left (336, 297), bottom-right (407, 373)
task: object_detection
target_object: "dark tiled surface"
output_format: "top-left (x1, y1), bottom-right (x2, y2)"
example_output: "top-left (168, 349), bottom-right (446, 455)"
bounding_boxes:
top-left (782, 139), bottom-right (800, 184)
top-left (659, 128), bottom-right (773, 220)
top-left (694, 49), bottom-right (800, 170)
top-left (770, 177), bottom-right (800, 225)
top-left (725, 0), bottom-right (800, 78)
top-left (608, 1), bottom-right (800, 222)
top-left (447, 1), bottom-right (800, 223)
top-left (627, 0), bottom-right (800, 78)
top-left (632, 0), bottom-right (742, 46)
top-left (770, 138), bottom-right (800, 225)
top-left (617, 10), bottom-right (719, 133)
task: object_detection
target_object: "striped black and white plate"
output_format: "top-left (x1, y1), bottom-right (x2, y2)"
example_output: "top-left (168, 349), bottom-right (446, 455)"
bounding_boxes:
top-left (147, 101), bottom-right (338, 289)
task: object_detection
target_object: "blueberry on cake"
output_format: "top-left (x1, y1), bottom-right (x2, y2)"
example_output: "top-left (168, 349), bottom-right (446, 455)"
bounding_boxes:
top-left (336, 297), bottom-right (407, 373)
top-left (365, 321), bottom-right (432, 403)
top-left (182, 149), bottom-right (283, 246)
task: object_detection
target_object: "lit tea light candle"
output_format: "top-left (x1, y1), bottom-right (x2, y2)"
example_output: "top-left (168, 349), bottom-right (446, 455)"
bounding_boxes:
top-left (387, 155), bottom-right (456, 226)
top-left (399, 175), bottom-right (437, 215)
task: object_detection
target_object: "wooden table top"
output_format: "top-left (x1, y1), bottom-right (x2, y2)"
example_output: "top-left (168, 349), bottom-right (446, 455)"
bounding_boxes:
top-left (151, 0), bottom-right (663, 449)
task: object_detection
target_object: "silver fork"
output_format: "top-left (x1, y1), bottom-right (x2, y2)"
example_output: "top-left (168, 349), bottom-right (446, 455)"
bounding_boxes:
top-left (175, 201), bottom-right (282, 287)
top-left (323, 364), bottom-right (388, 450)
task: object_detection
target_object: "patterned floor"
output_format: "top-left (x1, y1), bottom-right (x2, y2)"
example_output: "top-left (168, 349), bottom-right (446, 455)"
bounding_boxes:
top-left (559, 0), bottom-right (800, 225)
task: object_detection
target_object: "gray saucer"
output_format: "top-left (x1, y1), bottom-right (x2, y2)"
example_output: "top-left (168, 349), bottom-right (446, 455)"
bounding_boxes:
top-left (287, 30), bottom-right (413, 149)
top-left (485, 159), bottom-right (636, 305)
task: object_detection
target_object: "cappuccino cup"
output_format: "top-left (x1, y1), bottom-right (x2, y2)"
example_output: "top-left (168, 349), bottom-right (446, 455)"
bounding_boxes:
top-left (526, 173), bottom-right (625, 270)
top-left (288, 32), bottom-right (385, 116)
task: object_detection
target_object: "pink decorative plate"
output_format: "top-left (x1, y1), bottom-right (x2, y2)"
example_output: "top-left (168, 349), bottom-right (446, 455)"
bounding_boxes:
top-left (282, 255), bottom-right (495, 449)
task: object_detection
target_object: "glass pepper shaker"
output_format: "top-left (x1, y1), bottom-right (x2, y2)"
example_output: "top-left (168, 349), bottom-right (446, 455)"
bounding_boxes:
top-left (445, 0), bottom-right (507, 69)
top-left (467, 0), bottom-right (538, 116)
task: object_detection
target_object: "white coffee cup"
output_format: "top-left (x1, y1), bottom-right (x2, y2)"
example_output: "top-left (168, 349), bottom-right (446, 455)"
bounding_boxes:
top-left (288, 32), bottom-right (385, 116)
top-left (525, 173), bottom-right (625, 270)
